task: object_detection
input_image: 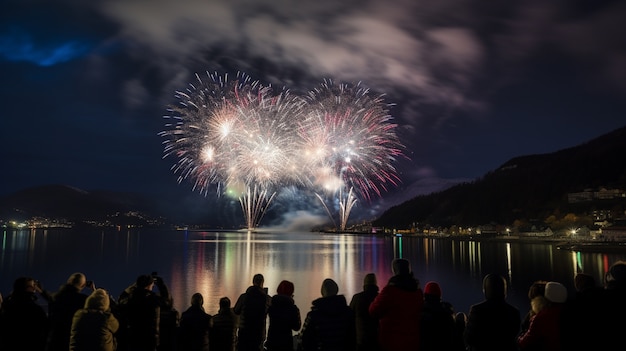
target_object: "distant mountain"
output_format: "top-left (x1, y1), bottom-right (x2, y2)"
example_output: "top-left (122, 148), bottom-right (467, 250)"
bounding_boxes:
top-left (0, 185), bottom-right (168, 227)
top-left (373, 125), bottom-right (626, 228)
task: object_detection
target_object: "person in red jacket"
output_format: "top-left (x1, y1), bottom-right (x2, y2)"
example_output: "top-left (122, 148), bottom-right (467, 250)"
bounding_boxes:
top-left (368, 258), bottom-right (424, 351)
top-left (517, 281), bottom-right (568, 351)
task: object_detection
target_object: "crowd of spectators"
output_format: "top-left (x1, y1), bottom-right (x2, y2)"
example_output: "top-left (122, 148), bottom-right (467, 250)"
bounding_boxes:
top-left (1, 259), bottom-right (625, 350)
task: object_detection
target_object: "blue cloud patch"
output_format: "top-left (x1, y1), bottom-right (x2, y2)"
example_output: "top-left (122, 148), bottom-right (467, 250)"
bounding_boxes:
top-left (0, 26), bottom-right (92, 66)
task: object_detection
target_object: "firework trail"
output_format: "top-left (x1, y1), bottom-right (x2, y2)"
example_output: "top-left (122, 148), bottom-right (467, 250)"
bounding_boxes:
top-left (160, 72), bottom-right (405, 230)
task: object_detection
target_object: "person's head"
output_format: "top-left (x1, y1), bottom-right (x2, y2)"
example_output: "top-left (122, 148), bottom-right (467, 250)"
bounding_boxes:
top-left (12, 276), bottom-right (37, 294)
top-left (574, 273), bottom-right (595, 292)
top-left (392, 258), bottom-right (411, 276)
top-left (424, 281), bottom-right (442, 299)
top-left (544, 281), bottom-right (568, 304)
top-left (67, 272), bottom-right (87, 289)
top-left (483, 274), bottom-right (507, 300)
top-left (277, 280), bottom-right (295, 297)
top-left (219, 296), bottom-right (231, 310)
top-left (321, 278), bottom-right (339, 297)
top-left (191, 292), bottom-right (204, 307)
top-left (363, 273), bottom-right (377, 289)
top-left (85, 289), bottom-right (110, 311)
top-left (605, 260), bottom-right (626, 288)
top-left (528, 280), bottom-right (548, 299)
top-left (252, 274), bottom-right (264, 287)
top-left (136, 274), bottom-right (154, 290)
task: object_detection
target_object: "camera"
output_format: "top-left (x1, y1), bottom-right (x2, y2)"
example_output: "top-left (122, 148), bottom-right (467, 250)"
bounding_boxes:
top-left (151, 272), bottom-right (159, 282)
top-left (86, 280), bottom-right (94, 287)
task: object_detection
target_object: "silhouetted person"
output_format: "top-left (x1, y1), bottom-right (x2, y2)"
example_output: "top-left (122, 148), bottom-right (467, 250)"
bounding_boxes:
top-left (158, 293), bottom-right (179, 351)
top-left (300, 278), bottom-right (356, 351)
top-left (598, 260), bottom-right (626, 349)
top-left (0, 276), bottom-right (50, 351)
top-left (561, 273), bottom-right (605, 350)
top-left (464, 273), bottom-right (520, 351)
top-left (419, 281), bottom-right (456, 351)
top-left (266, 280), bottom-right (301, 351)
top-left (234, 273), bottom-right (270, 351)
top-left (349, 273), bottom-right (380, 351)
top-left (369, 258), bottom-right (423, 351)
top-left (178, 292), bottom-right (211, 351)
top-left (453, 312), bottom-right (467, 351)
top-left (47, 272), bottom-right (94, 351)
top-left (69, 288), bottom-right (119, 351)
top-left (211, 297), bottom-right (238, 351)
top-left (124, 274), bottom-right (161, 351)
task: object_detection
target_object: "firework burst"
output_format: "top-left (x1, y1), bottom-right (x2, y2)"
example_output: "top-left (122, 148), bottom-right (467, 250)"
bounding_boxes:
top-left (160, 73), bottom-right (405, 230)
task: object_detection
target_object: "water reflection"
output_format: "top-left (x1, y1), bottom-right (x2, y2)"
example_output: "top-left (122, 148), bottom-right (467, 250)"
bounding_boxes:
top-left (2, 229), bottom-right (626, 318)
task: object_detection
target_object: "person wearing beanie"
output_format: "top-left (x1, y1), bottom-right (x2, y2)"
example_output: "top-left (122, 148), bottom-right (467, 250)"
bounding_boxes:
top-left (70, 289), bottom-right (119, 351)
top-left (464, 274), bottom-right (520, 351)
top-left (597, 260), bottom-right (626, 350)
top-left (233, 273), bottom-right (271, 351)
top-left (178, 292), bottom-right (211, 351)
top-left (266, 280), bottom-right (301, 351)
top-left (300, 278), bottom-right (355, 351)
top-left (349, 273), bottom-right (380, 351)
top-left (369, 258), bottom-right (424, 351)
top-left (518, 281), bottom-right (567, 351)
top-left (420, 281), bottom-right (457, 351)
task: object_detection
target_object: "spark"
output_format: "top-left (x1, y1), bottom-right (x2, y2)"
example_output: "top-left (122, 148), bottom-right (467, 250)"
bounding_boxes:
top-left (160, 72), bottom-right (406, 230)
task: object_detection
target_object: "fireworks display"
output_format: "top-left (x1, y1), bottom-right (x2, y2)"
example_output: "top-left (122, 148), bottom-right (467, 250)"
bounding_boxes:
top-left (159, 72), bottom-right (406, 230)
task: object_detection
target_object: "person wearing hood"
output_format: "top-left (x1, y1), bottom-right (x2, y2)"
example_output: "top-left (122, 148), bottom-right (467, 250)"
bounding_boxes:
top-left (349, 273), bottom-right (380, 351)
top-left (69, 288), bottom-right (119, 351)
top-left (369, 258), bottom-right (424, 351)
top-left (300, 278), bottom-right (356, 351)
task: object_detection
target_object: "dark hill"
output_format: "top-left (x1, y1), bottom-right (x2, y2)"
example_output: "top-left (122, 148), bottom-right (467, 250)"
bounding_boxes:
top-left (0, 185), bottom-right (164, 226)
top-left (373, 125), bottom-right (626, 228)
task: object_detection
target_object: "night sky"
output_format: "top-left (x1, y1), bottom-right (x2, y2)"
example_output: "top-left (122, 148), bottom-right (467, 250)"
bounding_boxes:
top-left (2, 0), bottom-right (625, 226)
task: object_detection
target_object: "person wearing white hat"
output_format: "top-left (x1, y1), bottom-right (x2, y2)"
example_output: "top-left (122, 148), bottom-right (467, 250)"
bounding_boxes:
top-left (517, 281), bottom-right (568, 351)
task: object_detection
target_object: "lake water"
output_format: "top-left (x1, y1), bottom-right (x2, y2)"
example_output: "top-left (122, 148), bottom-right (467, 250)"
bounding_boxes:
top-left (2, 228), bottom-right (625, 318)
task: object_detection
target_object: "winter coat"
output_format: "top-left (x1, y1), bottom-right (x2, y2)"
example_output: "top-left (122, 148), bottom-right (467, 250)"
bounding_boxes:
top-left (349, 284), bottom-right (380, 351)
top-left (178, 305), bottom-right (211, 351)
top-left (464, 297), bottom-right (520, 351)
top-left (233, 285), bottom-right (271, 351)
top-left (210, 307), bottom-right (237, 351)
top-left (125, 288), bottom-right (161, 351)
top-left (300, 294), bottom-right (356, 351)
top-left (0, 291), bottom-right (50, 351)
top-left (266, 294), bottom-right (301, 351)
top-left (419, 295), bottom-right (456, 351)
top-left (47, 284), bottom-right (89, 351)
top-left (518, 303), bottom-right (564, 351)
top-left (368, 274), bottom-right (423, 351)
top-left (69, 309), bottom-right (119, 351)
